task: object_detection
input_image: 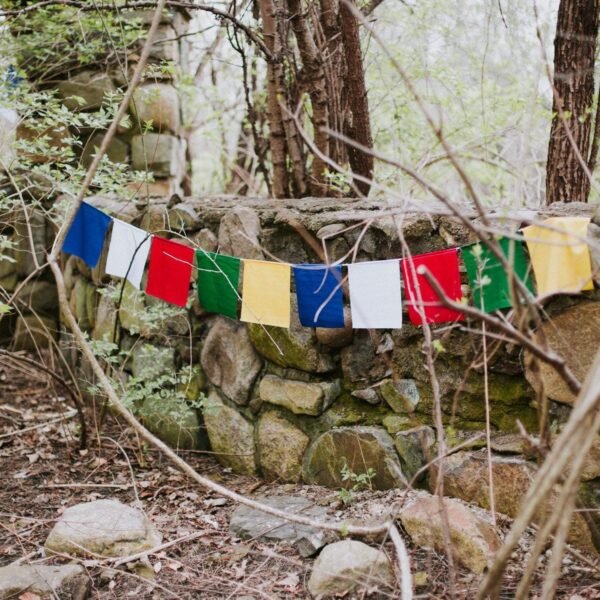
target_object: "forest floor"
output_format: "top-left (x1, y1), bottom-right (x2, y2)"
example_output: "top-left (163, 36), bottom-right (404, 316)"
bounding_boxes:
top-left (1, 355), bottom-right (600, 599)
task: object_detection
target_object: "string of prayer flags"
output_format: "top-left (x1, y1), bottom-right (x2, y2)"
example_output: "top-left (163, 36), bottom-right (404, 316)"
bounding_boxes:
top-left (522, 217), bottom-right (593, 296)
top-left (146, 237), bottom-right (194, 307)
top-left (196, 251), bottom-right (241, 319)
top-left (401, 248), bottom-right (465, 325)
top-left (240, 259), bottom-right (291, 328)
top-left (294, 264), bottom-right (345, 328)
top-left (63, 201), bottom-right (112, 268)
top-left (347, 260), bottom-right (403, 329)
top-left (462, 237), bottom-right (534, 313)
top-left (105, 220), bottom-right (151, 290)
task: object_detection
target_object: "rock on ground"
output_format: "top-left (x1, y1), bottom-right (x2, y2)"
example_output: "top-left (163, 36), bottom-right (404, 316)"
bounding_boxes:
top-left (45, 499), bottom-right (161, 558)
top-left (397, 491), bottom-right (501, 574)
top-left (0, 563), bottom-right (88, 599)
top-left (303, 426), bottom-right (406, 490)
top-left (229, 496), bottom-right (333, 557)
top-left (307, 540), bottom-right (394, 598)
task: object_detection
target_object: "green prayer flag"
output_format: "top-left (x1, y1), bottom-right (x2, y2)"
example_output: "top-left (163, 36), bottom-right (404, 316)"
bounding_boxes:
top-left (196, 251), bottom-right (241, 319)
top-left (462, 237), bottom-right (534, 313)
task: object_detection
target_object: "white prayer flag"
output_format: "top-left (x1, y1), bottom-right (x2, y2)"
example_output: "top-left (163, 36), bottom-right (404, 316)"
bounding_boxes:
top-left (348, 260), bottom-right (403, 329)
top-left (105, 220), bottom-right (151, 289)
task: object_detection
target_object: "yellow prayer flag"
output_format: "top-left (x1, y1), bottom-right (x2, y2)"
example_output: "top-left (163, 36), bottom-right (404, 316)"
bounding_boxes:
top-left (523, 216), bottom-right (593, 296)
top-left (240, 259), bottom-right (291, 328)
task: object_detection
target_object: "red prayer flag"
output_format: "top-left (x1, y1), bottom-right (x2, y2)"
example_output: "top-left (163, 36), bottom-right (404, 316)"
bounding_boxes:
top-left (146, 237), bottom-right (194, 307)
top-left (401, 248), bottom-right (465, 325)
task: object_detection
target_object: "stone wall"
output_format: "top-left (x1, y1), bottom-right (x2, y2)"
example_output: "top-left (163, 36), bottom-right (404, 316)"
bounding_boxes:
top-left (4, 195), bottom-right (600, 553)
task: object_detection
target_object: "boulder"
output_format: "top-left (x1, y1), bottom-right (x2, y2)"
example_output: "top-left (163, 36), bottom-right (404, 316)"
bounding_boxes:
top-left (69, 278), bottom-right (97, 331)
top-left (149, 25), bottom-right (179, 62)
top-left (92, 291), bottom-right (117, 341)
top-left (248, 295), bottom-right (335, 374)
top-left (131, 83), bottom-right (180, 133)
top-left (439, 450), bottom-right (598, 554)
top-left (131, 343), bottom-right (176, 380)
top-left (203, 392), bottom-right (257, 475)
top-left (230, 495), bottom-right (332, 557)
top-left (131, 133), bottom-right (183, 178)
top-left (307, 540), bottom-right (394, 598)
top-left (350, 388), bottom-right (380, 405)
top-left (315, 307), bottom-right (353, 348)
top-left (18, 280), bottom-right (58, 316)
top-left (398, 491), bottom-right (501, 574)
top-left (57, 71), bottom-right (116, 111)
top-left (257, 411), bottom-right (309, 482)
top-left (141, 394), bottom-right (206, 451)
top-left (380, 378), bottom-right (420, 413)
top-left (45, 499), bottom-right (161, 557)
top-left (201, 317), bottom-right (263, 406)
top-left (218, 206), bottom-right (263, 260)
top-left (303, 426), bottom-right (406, 490)
top-left (0, 564), bottom-right (88, 599)
top-left (259, 375), bottom-right (340, 416)
top-left (525, 302), bottom-right (600, 405)
top-left (13, 314), bottom-right (57, 351)
top-left (81, 133), bottom-right (128, 167)
top-left (393, 425), bottom-right (435, 481)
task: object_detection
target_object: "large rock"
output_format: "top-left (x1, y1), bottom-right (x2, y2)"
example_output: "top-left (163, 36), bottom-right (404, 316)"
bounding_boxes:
top-left (131, 133), bottom-right (183, 178)
top-left (13, 314), bottom-right (57, 351)
top-left (230, 495), bottom-right (331, 557)
top-left (18, 280), bottom-right (58, 316)
top-left (203, 392), bottom-right (257, 475)
top-left (69, 278), bottom-right (97, 331)
top-left (131, 343), bottom-right (176, 380)
top-left (303, 426), bottom-right (406, 490)
top-left (0, 564), bottom-right (88, 599)
top-left (141, 394), bottom-right (206, 450)
top-left (307, 540), bottom-right (394, 598)
top-left (439, 450), bottom-right (598, 553)
top-left (380, 378), bottom-right (420, 413)
top-left (248, 294), bottom-right (335, 374)
top-left (393, 425), bottom-right (435, 482)
top-left (92, 291), bottom-right (117, 341)
top-left (201, 317), bottom-right (263, 406)
top-left (340, 330), bottom-right (387, 384)
top-left (131, 83), bottom-right (180, 133)
top-left (398, 491), bottom-right (501, 574)
top-left (257, 411), bottom-right (309, 482)
top-left (525, 302), bottom-right (600, 405)
top-left (45, 499), bottom-right (161, 557)
top-left (218, 206), bottom-right (263, 260)
top-left (259, 375), bottom-right (340, 416)
top-left (57, 71), bottom-right (116, 111)
top-left (81, 132), bottom-right (128, 167)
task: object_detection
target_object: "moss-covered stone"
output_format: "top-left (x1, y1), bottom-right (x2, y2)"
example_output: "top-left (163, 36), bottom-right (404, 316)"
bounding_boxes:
top-left (256, 411), bottom-right (309, 482)
top-left (393, 426), bottom-right (435, 482)
top-left (303, 426), bottom-right (406, 490)
top-left (380, 379), bottom-right (420, 413)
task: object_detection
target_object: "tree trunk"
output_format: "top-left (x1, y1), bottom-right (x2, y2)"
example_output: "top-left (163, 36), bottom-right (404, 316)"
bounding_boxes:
top-left (340, 0), bottom-right (373, 196)
top-left (546, 0), bottom-right (600, 204)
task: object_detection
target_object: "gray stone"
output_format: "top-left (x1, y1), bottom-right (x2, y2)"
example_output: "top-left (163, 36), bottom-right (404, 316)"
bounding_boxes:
top-left (20, 279), bottom-right (58, 316)
top-left (248, 295), bottom-right (335, 374)
top-left (201, 317), bottom-right (263, 406)
top-left (57, 71), bottom-right (116, 111)
top-left (398, 491), bottom-right (501, 574)
top-left (218, 206), bottom-right (263, 260)
top-left (203, 392), bottom-right (257, 475)
top-left (150, 25), bottom-right (179, 62)
top-left (81, 133), bottom-right (128, 167)
top-left (351, 388), bottom-right (380, 405)
top-left (131, 83), bottom-right (180, 133)
top-left (380, 379), bottom-right (420, 413)
top-left (382, 414), bottom-right (413, 434)
top-left (168, 203), bottom-right (200, 230)
top-left (45, 499), bottom-right (161, 557)
top-left (0, 563), bottom-right (88, 599)
top-left (316, 223), bottom-right (347, 239)
top-left (192, 228), bottom-right (218, 252)
top-left (259, 375), bottom-right (340, 416)
top-left (141, 394), bottom-right (206, 451)
top-left (69, 278), bottom-right (97, 331)
top-left (92, 291), bottom-right (117, 341)
top-left (229, 495), bottom-right (331, 557)
top-left (131, 133), bottom-right (182, 178)
top-left (257, 411), bottom-right (309, 482)
top-left (340, 330), bottom-right (387, 383)
top-left (119, 282), bottom-right (146, 334)
top-left (525, 302), bottom-right (600, 405)
top-left (303, 426), bottom-right (406, 490)
top-left (131, 344), bottom-right (176, 380)
top-left (13, 315), bottom-right (57, 351)
top-left (307, 540), bottom-right (394, 598)
top-left (393, 425), bottom-right (435, 482)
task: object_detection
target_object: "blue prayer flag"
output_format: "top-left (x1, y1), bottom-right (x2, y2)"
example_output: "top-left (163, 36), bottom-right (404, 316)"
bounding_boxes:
top-left (62, 202), bottom-right (112, 268)
top-left (293, 264), bottom-right (345, 328)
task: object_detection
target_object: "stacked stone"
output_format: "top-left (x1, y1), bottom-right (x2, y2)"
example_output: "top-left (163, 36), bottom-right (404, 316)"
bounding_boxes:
top-left (11, 8), bottom-right (190, 199)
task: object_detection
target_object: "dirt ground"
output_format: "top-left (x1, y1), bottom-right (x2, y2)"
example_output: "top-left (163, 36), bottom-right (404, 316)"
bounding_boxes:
top-left (1, 354), bottom-right (599, 599)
